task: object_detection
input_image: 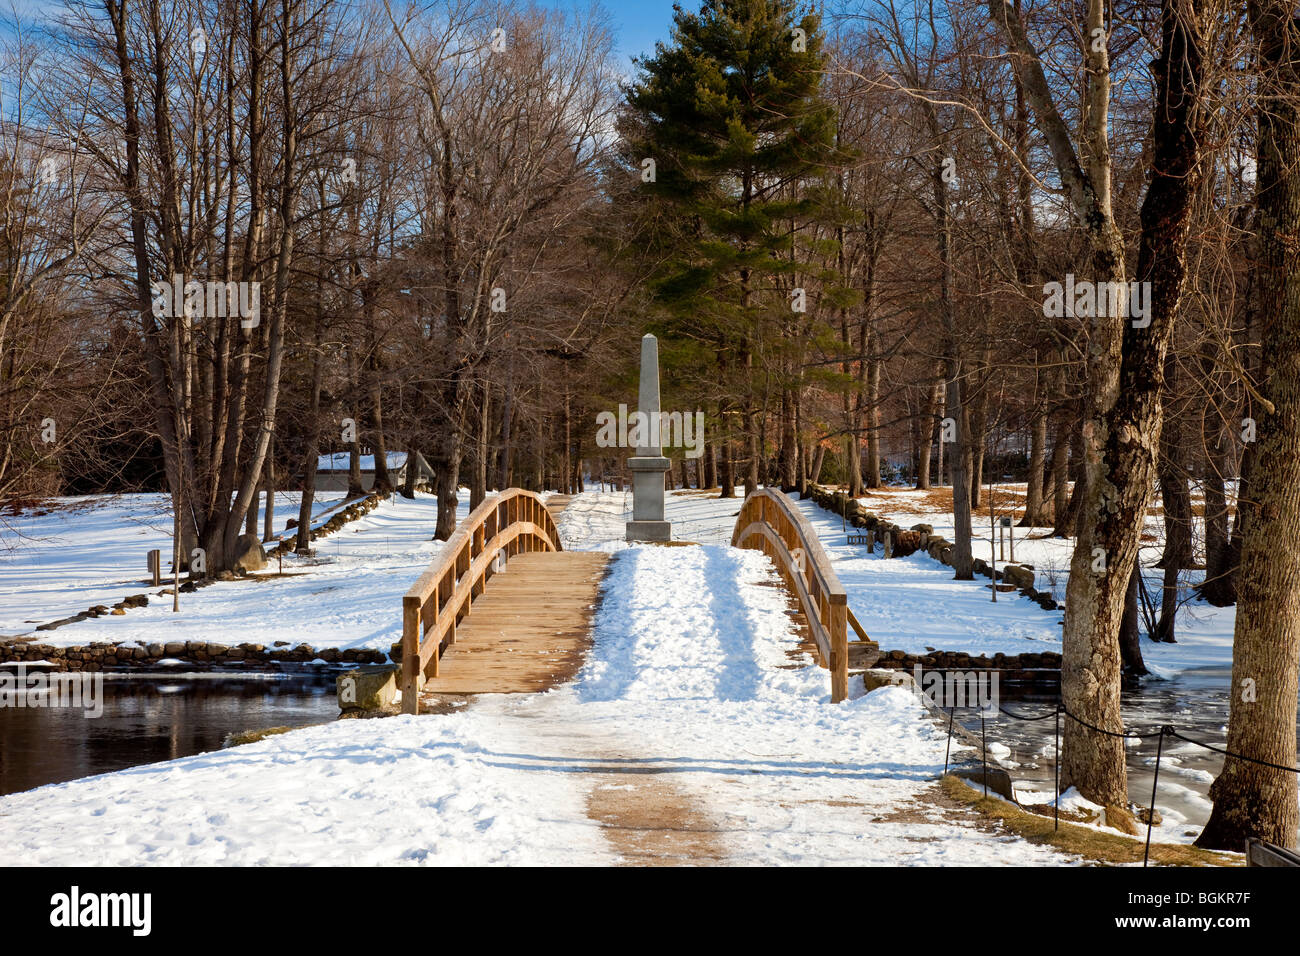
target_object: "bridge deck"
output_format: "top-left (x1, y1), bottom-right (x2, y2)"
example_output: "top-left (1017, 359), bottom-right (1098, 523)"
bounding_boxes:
top-left (418, 550), bottom-right (610, 698)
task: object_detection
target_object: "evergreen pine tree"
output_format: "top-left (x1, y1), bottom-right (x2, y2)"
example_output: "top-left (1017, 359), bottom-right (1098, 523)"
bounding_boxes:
top-left (623, 0), bottom-right (838, 495)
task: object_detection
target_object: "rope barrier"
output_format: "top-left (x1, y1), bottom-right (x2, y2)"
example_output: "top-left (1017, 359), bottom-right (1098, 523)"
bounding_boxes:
top-left (1167, 729), bottom-right (1300, 775)
top-left (994, 700), bottom-right (1300, 767)
top-left (995, 704), bottom-right (1057, 721)
top-left (943, 696), bottom-right (1299, 867)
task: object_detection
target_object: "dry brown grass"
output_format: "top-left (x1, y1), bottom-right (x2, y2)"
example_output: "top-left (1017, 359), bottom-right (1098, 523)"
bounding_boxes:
top-left (939, 776), bottom-right (1241, 867)
top-left (823, 484), bottom-right (1030, 522)
top-left (222, 725), bottom-right (300, 747)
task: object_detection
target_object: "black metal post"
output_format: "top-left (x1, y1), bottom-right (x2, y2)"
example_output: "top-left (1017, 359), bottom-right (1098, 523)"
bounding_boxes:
top-left (944, 706), bottom-right (955, 775)
top-left (981, 714), bottom-right (988, 797)
top-left (1143, 727), bottom-right (1170, 868)
top-left (1054, 705), bottom-right (1061, 832)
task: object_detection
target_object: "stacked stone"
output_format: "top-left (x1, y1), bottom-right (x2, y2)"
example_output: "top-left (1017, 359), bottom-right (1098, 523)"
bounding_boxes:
top-left (0, 638), bottom-right (389, 672)
top-left (866, 647), bottom-right (1063, 686)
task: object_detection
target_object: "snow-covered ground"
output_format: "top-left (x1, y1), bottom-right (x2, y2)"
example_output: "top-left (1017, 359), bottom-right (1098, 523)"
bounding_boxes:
top-left (795, 496), bottom-right (1064, 658)
top-left (0, 487), bottom-right (1074, 865)
top-left (777, 484), bottom-right (1258, 842)
top-left (0, 491), bottom-right (466, 653)
top-left (792, 485), bottom-right (1235, 678)
top-left (562, 485), bottom-right (1223, 672)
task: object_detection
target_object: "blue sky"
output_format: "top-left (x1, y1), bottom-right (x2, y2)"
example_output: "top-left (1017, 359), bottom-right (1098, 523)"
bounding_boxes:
top-left (3, 1), bottom-right (683, 67)
top-left (541, 0), bottom-right (680, 70)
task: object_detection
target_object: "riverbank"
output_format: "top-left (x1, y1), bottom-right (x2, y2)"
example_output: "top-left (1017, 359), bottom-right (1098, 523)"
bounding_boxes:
top-left (0, 526), bottom-right (1077, 865)
top-left (0, 487), bottom-right (1263, 862)
top-left (1, 491), bottom-right (465, 660)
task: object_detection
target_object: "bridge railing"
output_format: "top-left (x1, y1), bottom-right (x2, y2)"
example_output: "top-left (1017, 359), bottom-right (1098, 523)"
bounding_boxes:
top-left (400, 489), bottom-right (562, 714)
top-left (731, 488), bottom-right (853, 702)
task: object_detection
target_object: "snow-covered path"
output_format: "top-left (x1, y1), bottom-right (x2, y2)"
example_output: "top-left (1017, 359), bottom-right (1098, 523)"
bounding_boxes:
top-left (0, 488), bottom-right (1073, 865)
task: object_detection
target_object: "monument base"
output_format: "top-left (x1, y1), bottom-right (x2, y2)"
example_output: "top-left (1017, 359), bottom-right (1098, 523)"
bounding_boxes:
top-left (625, 520), bottom-right (673, 543)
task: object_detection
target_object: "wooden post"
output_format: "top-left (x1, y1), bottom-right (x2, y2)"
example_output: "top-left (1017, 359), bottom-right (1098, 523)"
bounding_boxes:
top-left (430, 586), bottom-right (440, 670)
top-left (401, 597), bottom-right (421, 715)
top-left (829, 600), bottom-right (848, 703)
top-left (147, 549), bottom-right (161, 586)
top-left (458, 546), bottom-right (471, 622)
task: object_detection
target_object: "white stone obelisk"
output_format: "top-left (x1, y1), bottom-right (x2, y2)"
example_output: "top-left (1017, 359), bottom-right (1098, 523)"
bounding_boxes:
top-left (625, 333), bottom-right (672, 542)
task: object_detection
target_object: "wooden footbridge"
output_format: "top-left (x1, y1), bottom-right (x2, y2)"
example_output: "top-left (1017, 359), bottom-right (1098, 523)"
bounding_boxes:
top-left (399, 488), bottom-right (876, 713)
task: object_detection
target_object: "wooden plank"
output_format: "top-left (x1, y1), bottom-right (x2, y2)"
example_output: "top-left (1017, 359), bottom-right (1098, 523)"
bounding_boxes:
top-left (1246, 838), bottom-right (1300, 866)
top-left (847, 607), bottom-right (873, 644)
top-left (419, 551), bottom-right (610, 697)
top-left (847, 642), bottom-right (882, 669)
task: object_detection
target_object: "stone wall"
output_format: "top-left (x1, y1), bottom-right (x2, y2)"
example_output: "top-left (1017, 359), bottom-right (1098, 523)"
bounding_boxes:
top-left (265, 488), bottom-right (392, 560)
top-left (868, 647), bottom-right (1061, 684)
top-left (0, 640), bottom-right (388, 671)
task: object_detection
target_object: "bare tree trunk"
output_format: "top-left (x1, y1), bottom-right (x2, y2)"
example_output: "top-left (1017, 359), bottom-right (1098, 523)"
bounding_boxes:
top-left (1020, 405), bottom-right (1049, 524)
top-left (1201, 358), bottom-right (1237, 605)
top-left (1155, 359), bottom-right (1192, 641)
top-left (1119, 566), bottom-right (1148, 675)
top-left (402, 442), bottom-right (420, 499)
top-left (1045, 418), bottom-right (1068, 526)
top-left (935, 385), bottom-right (946, 485)
top-left (779, 385), bottom-right (797, 490)
top-left (990, 0), bottom-right (1210, 818)
top-left (1055, 421), bottom-right (1085, 537)
top-left (930, 124), bottom-right (973, 577)
top-left (743, 410), bottom-right (759, 496)
top-left (497, 366), bottom-right (515, 490)
top-left (968, 392), bottom-right (987, 511)
top-left (718, 436), bottom-right (735, 498)
top-left (863, 357), bottom-right (881, 488)
top-left (246, 487), bottom-right (259, 535)
top-left (845, 431), bottom-right (862, 498)
top-left (1157, 375), bottom-right (1194, 571)
top-left (368, 345), bottom-right (392, 494)
top-left (261, 436), bottom-right (275, 542)
top-left (347, 437), bottom-right (364, 499)
top-left (295, 323), bottom-right (324, 554)
top-left (916, 370), bottom-right (942, 491)
top-left (433, 374), bottom-right (468, 538)
top-left (946, 373), bottom-right (974, 578)
top-left (1199, 0), bottom-right (1300, 849)
top-left (471, 380), bottom-right (489, 509)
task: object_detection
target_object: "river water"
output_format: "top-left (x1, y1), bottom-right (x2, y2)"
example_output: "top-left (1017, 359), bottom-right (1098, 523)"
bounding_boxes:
top-left (945, 666), bottom-right (1297, 838)
top-left (0, 669), bottom-right (339, 797)
top-left (0, 661), bottom-right (1285, 837)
